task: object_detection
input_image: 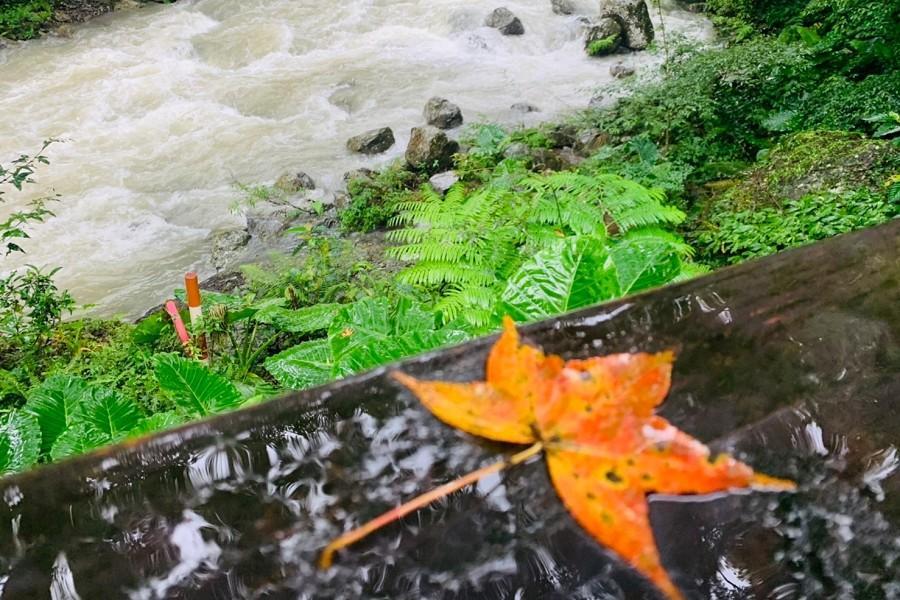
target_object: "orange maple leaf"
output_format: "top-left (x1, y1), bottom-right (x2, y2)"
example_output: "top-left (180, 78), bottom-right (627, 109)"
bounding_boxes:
top-left (320, 317), bottom-right (795, 599)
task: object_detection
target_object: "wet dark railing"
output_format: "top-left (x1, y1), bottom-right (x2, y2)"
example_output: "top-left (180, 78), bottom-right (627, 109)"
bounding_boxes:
top-left (0, 221), bottom-right (898, 599)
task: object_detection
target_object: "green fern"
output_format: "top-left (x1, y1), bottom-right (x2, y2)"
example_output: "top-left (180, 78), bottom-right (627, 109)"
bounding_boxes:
top-left (387, 172), bottom-right (693, 327)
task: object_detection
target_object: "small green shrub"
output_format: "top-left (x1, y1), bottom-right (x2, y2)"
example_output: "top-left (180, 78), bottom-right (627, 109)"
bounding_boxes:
top-left (0, 0), bottom-right (54, 40)
top-left (587, 35), bottom-right (618, 57)
top-left (693, 187), bottom-right (900, 265)
top-left (341, 164), bottom-right (421, 232)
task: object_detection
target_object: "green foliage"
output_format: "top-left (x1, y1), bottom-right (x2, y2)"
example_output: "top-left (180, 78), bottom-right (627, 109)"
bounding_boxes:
top-left (21, 375), bottom-right (147, 464)
top-left (694, 187), bottom-right (900, 265)
top-left (265, 296), bottom-right (470, 390)
top-left (0, 410), bottom-right (40, 475)
top-left (587, 35), bottom-right (618, 57)
top-left (341, 163), bottom-right (421, 232)
top-left (23, 375), bottom-right (87, 454)
top-left (154, 353), bottom-right (243, 417)
top-left (242, 231), bottom-right (389, 305)
top-left (588, 0), bottom-right (900, 172)
top-left (388, 170), bottom-right (696, 327)
top-left (501, 236), bottom-right (617, 321)
top-left (0, 0), bottom-right (53, 40)
top-left (0, 266), bottom-right (75, 357)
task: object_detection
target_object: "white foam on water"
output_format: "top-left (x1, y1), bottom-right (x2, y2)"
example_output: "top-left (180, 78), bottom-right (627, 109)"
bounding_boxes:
top-left (0, 0), bottom-right (711, 317)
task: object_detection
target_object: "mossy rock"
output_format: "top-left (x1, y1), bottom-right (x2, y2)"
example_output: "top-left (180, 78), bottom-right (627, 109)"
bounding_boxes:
top-left (723, 131), bottom-right (900, 211)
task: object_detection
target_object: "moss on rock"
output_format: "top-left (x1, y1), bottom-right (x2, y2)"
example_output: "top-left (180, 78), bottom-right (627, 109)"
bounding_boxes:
top-left (722, 131), bottom-right (900, 211)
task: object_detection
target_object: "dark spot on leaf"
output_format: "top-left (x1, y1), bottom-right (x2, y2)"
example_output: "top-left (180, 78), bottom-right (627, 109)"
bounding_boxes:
top-left (605, 470), bottom-right (623, 484)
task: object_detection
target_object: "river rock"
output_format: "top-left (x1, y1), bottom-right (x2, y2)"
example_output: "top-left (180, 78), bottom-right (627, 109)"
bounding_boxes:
top-left (485, 7), bottom-right (525, 35)
top-left (610, 62), bottom-right (636, 78)
top-left (343, 168), bottom-right (376, 185)
top-left (551, 0), bottom-right (575, 15)
top-left (600, 0), bottom-right (655, 50)
top-left (503, 142), bottom-right (531, 160)
top-left (511, 102), bottom-right (541, 113)
top-left (211, 228), bottom-right (251, 272)
top-left (547, 124), bottom-right (578, 149)
top-left (575, 129), bottom-right (610, 156)
top-left (275, 171), bottom-right (316, 193)
top-left (406, 126), bottom-right (460, 172)
top-left (585, 17), bottom-right (623, 56)
top-left (429, 171), bottom-right (460, 194)
top-left (531, 149), bottom-right (566, 171)
top-left (588, 93), bottom-right (605, 109)
top-left (347, 127), bottom-right (395, 154)
top-left (424, 97), bottom-right (464, 130)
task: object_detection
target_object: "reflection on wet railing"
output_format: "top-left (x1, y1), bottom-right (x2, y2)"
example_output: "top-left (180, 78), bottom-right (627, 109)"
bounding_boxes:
top-left (0, 222), bottom-right (897, 598)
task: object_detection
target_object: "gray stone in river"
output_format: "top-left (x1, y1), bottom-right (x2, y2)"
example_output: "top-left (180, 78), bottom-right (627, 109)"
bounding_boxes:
top-left (511, 102), bottom-right (541, 113)
top-left (610, 62), bottom-right (636, 78)
top-left (406, 126), bottom-right (460, 172)
top-left (275, 171), bottom-right (316, 193)
top-left (599, 0), bottom-right (655, 50)
top-left (551, 0), bottom-right (575, 15)
top-left (485, 7), bottom-right (525, 35)
top-left (424, 97), bottom-right (464, 130)
top-left (346, 127), bottom-right (396, 155)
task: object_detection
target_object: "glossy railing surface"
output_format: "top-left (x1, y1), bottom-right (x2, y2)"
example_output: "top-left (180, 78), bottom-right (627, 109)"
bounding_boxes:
top-left (0, 220), bottom-right (897, 599)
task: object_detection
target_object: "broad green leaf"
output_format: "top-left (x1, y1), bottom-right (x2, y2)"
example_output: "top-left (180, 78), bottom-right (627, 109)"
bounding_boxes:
top-left (50, 423), bottom-right (108, 462)
top-left (609, 229), bottom-right (691, 295)
top-left (81, 387), bottom-right (143, 442)
top-left (264, 339), bottom-right (334, 390)
top-left (235, 374), bottom-right (281, 406)
top-left (391, 297), bottom-right (437, 335)
top-left (501, 236), bottom-right (618, 321)
top-left (335, 328), bottom-right (470, 376)
top-left (132, 312), bottom-right (167, 346)
top-left (254, 303), bottom-right (341, 334)
top-left (154, 354), bottom-right (243, 417)
top-left (24, 375), bottom-right (89, 455)
top-left (128, 412), bottom-right (185, 438)
top-left (0, 411), bottom-right (41, 475)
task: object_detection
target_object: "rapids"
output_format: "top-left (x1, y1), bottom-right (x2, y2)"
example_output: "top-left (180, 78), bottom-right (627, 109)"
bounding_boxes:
top-left (0, 0), bottom-right (711, 317)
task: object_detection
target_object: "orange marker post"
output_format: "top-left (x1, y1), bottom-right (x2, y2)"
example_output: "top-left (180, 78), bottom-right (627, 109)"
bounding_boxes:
top-left (184, 272), bottom-right (209, 361)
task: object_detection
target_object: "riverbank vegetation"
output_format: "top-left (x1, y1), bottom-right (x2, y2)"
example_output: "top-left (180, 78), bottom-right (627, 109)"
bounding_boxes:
top-left (0, 0), bottom-right (897, 475)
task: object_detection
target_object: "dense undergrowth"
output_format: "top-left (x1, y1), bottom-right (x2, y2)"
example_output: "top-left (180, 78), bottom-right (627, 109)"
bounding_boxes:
top-left (0, 0), bottom-right (897, 475)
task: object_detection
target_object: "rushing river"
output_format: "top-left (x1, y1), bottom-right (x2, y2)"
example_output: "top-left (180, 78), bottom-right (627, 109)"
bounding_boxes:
top-left (0, 0), bottom-right (710, 318)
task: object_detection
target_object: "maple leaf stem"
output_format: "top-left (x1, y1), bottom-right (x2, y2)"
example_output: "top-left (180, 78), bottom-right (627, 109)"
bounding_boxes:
top-left (318, 441), bottom-right (544, 569)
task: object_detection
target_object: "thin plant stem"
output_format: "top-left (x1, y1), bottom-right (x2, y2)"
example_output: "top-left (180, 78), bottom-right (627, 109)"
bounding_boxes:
top-left (318, 441), bottom-right (544, 569)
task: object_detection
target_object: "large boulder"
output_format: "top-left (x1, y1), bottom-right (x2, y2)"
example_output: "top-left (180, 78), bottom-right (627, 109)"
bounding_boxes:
top-left (424, 97), bottom-right (464, 130)
top-left (275, 171), bottom-right (315, 193)
top-left (585, 17), bottom-right (623, 57)
top-left (485, 7), bottom-right (525, 35)
top-left (406, 126), bottom-right (460, 172)
top-left (551, 0), bottom-right (575, 15)
top-left (210, 228), bottom-right (251, 272)
top-left (346, 127), bottom-right (395, 154)
top-left (599, 0), bottom-right (654, 50)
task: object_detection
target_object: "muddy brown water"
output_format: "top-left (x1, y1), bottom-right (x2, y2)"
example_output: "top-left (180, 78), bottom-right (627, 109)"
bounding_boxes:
top-left (0, 221), bottom-right (898, 598)
top-left (0, 0), bottom-right (711, 318)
